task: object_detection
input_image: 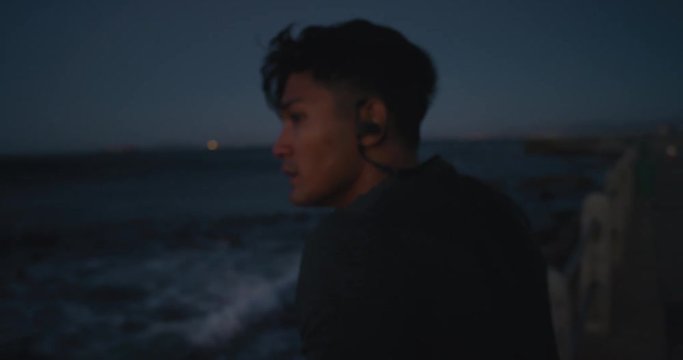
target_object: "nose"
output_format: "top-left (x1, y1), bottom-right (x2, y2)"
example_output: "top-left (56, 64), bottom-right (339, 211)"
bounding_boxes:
top-left (272, 126), bottom-right (292, 159)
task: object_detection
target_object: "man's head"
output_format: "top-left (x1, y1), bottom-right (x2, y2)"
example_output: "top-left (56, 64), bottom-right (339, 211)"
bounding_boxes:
top-left (261, 19), bottom-right (437, 207)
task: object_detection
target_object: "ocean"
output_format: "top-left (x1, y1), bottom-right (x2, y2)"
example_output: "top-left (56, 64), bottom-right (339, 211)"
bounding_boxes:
top-left (0, 139), bottom-right (611, 359)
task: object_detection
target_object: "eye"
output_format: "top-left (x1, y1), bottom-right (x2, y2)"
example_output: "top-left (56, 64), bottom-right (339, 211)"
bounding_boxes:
top-left (289, 113), bottom-right (305, 123)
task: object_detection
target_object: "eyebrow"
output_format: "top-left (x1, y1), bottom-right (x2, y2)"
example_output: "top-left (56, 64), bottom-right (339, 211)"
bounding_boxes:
top-left (278, 98), bottom-right (303, 111)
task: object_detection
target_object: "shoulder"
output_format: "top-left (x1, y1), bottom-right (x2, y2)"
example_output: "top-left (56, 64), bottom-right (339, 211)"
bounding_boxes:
top-left (454, 173), bottom-right (530, 230)
top-left (298, 210), bottom-right (387, 309)
top-left (304, 209), bottom-right (388, 275)
top-left (303, 210), bottom-right (377, 269)
top-left (309, 210), bottom-right (374, 250)
top-left (314, 210), bottom-right (369, 234)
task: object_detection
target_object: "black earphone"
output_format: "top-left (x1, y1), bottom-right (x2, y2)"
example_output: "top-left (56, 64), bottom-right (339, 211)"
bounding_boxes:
top-left (355, 99), bottom-right (381, 136)
top-left (357, 121), bottom-right (382, 136)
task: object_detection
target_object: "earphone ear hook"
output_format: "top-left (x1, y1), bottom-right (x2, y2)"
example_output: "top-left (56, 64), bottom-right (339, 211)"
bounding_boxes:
top-left (354, 98), bottom-right (380, 135)
top-left (358, 122), bottom-right (381, 136)
top-left (354, 97), bottom-right (387, 140)
top-left (353, 97), bottom-right (393, 174)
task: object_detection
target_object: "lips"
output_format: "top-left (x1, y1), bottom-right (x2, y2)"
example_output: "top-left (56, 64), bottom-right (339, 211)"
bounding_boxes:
top-left (281, 165), bottom-right (298, 182)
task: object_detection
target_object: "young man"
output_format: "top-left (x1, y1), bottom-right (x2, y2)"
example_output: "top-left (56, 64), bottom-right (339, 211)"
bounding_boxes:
top-left (262, 19), bottom-right (558, 359)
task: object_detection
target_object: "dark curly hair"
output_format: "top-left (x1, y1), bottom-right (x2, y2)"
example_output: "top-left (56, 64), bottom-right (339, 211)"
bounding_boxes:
top-left (260, 19), bottom-right (437, 150)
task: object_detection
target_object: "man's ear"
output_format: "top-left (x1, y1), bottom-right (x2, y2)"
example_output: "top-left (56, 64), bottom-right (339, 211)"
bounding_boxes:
top-left (357, 97), bottom-right (388, 147)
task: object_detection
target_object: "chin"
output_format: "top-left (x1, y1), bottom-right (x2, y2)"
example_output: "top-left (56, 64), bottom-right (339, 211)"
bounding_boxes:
top-left (289, 192), bottom-right (317, 207)
top-left (291, 191), bottom-right (349, 208)
top-left (289, 189), bottom-right (336, 208)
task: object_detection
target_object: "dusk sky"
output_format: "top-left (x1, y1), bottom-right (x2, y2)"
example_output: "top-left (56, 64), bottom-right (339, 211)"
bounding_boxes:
top-left (1, 0), bottom-right (681, 155)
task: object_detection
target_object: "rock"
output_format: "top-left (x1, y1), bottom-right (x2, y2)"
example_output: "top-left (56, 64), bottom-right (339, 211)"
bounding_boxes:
top-left (81, 284), bottom-right (148, 311)
top-left (110, 332), bottom-right (195, 360)
top-left (534, 212), bottom-right (580, 269)
top-left (31, 303), bottom-right (65, 330)
top-left (222, 234), bottom-right (243, 248)
top-left (0, 335), bottom-right (38, 359)
top-left (21, 229), bottom-right (61, 250)
top-left (120, 319), bottom-right (148, 334)
top-left (153, 301), bottom-right (197, 322)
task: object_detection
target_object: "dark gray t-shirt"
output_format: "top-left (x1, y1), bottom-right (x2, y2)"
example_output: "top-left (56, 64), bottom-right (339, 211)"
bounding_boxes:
top-left (296, 156), bottom-right (558, 359)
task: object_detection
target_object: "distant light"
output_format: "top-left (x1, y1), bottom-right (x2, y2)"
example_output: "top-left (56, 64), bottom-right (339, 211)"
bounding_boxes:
top-left (207, 140), bottom-right (219, 151)
top-left (666, 144), bottom-right (677, 158)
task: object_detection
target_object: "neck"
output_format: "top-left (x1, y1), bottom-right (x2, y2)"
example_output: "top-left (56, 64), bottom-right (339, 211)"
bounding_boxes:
top-left (369, 142), bottom-right (419, 171)
top-left (330, 145), bottom-right (418, 208)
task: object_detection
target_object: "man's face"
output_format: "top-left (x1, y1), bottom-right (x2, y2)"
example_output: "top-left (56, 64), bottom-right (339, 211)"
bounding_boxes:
top-left (272, 72), bottom-right (362, 207)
